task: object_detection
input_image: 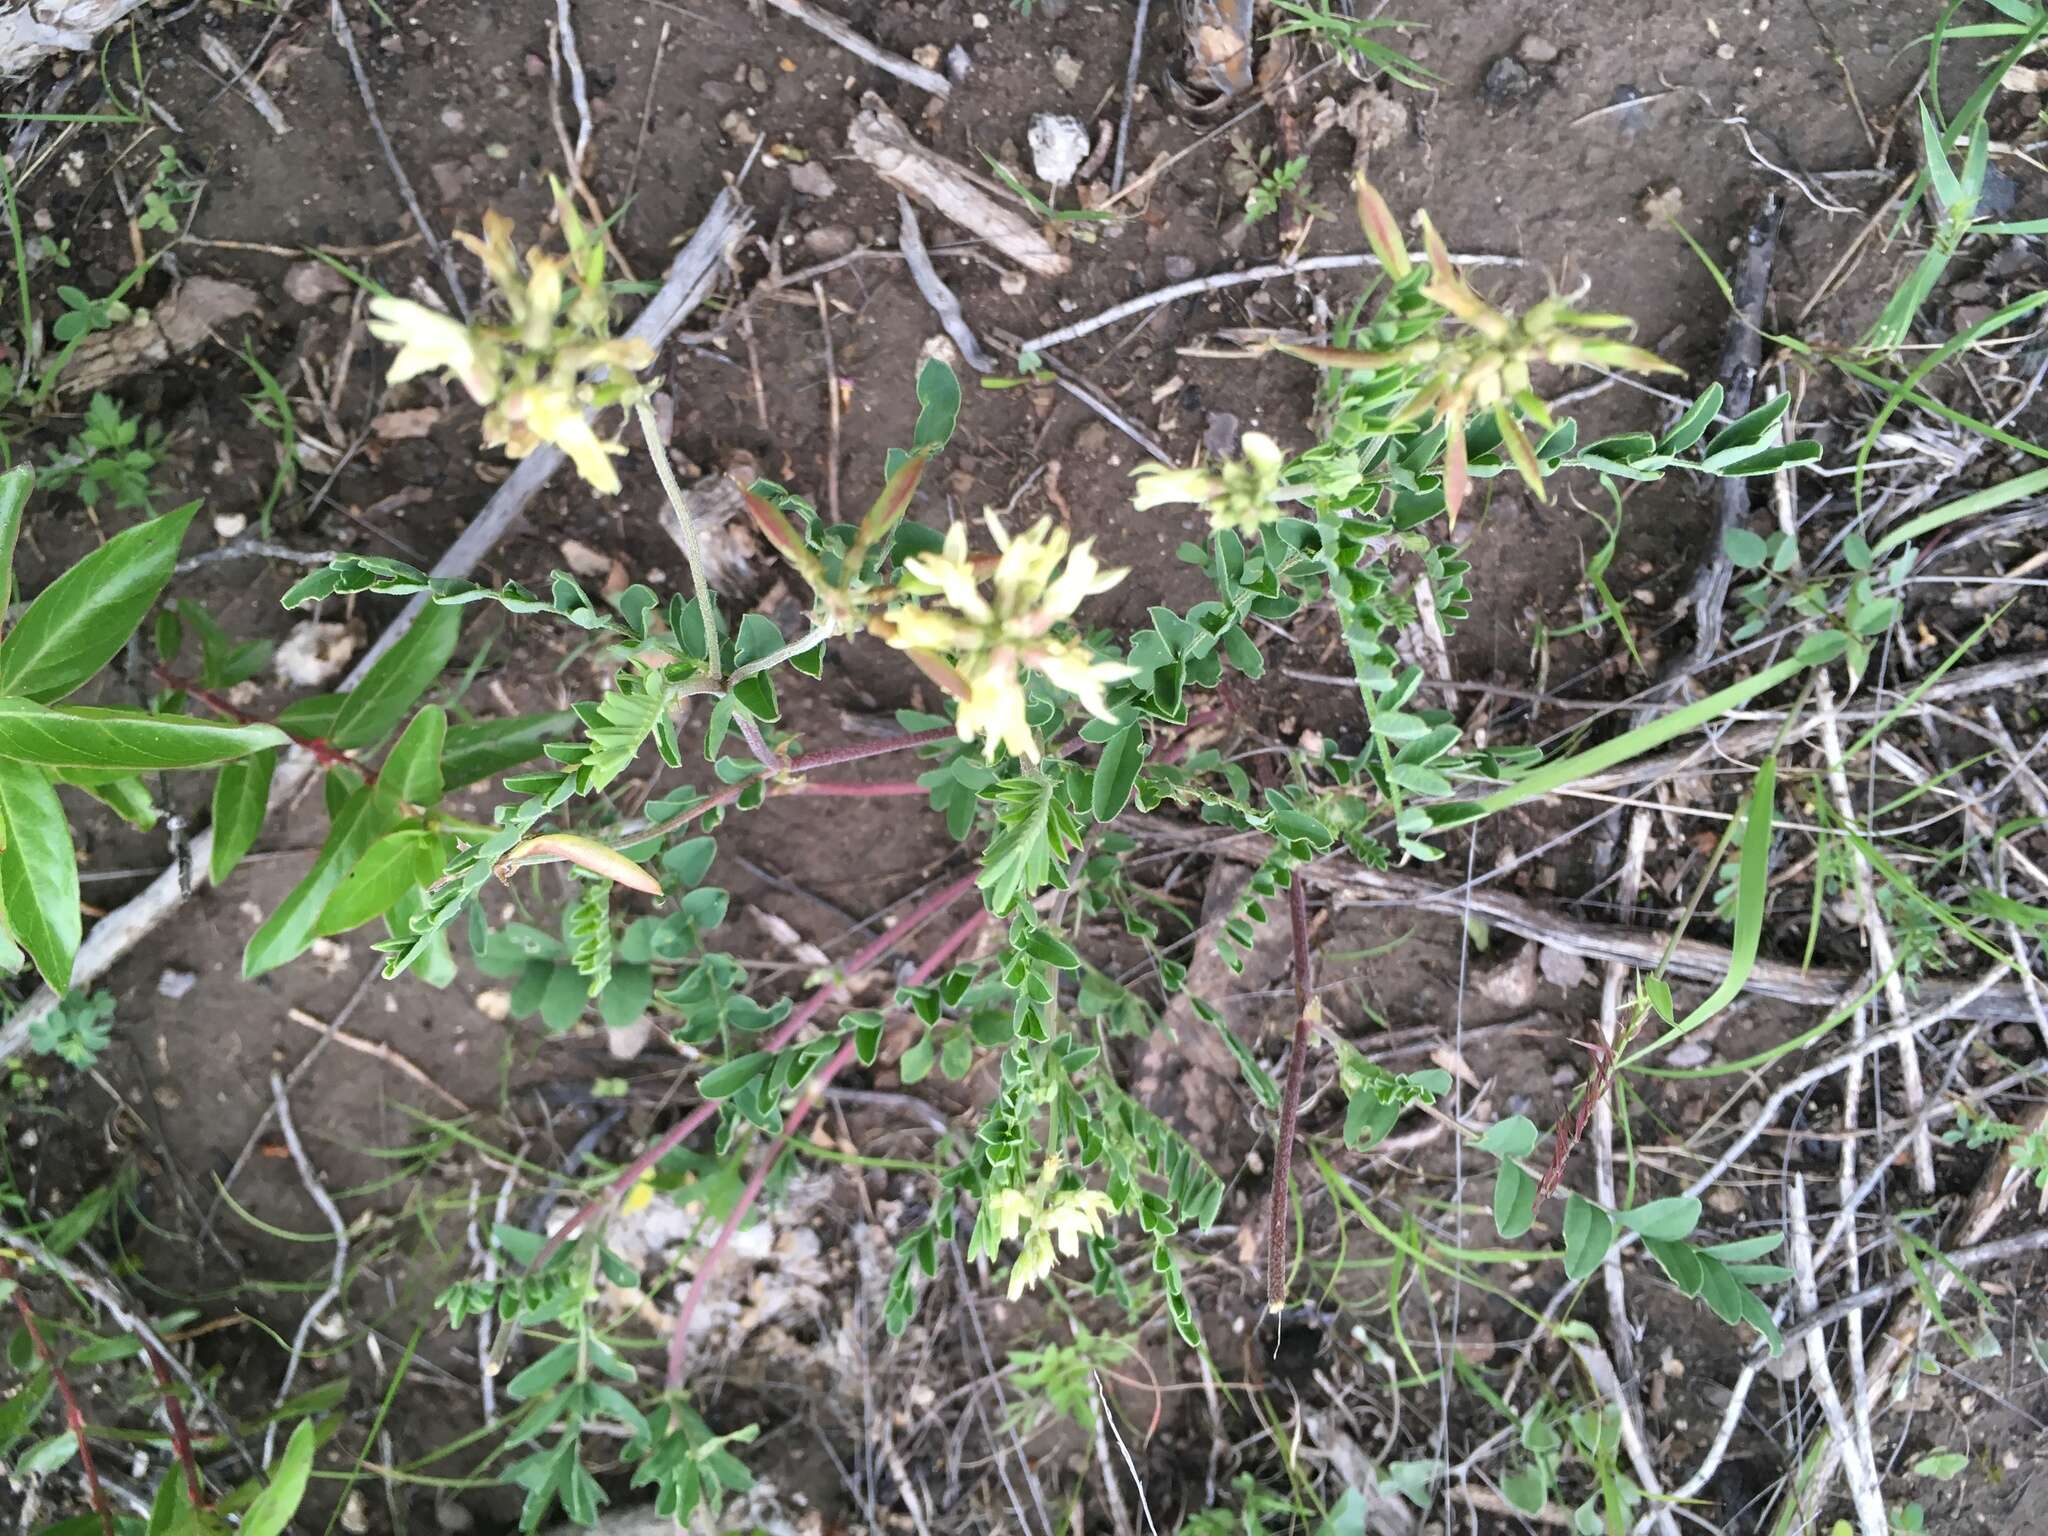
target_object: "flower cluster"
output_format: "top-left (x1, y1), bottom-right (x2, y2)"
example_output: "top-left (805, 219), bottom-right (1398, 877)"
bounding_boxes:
top-left (1131, 430), bottom-right (1289, 533)
top-left (986, 1158), bottom-right (1117, 1299)
top-left (366, 192), bottom-right (651, 494)
top-left (880, 515), bottom-right (1133, 763)
top-left (1276, 176), bottom-right (1682, 523)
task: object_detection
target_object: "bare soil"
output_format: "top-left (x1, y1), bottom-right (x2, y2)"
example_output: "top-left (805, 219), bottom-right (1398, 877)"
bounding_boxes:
top-left (6, 1), bottom-right (2046, 1533)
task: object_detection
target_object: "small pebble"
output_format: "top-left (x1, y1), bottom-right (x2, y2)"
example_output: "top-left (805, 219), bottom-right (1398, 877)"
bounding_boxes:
top-left (1715, 42), bottom-right (1736, 59)
top-left (1517, 34), bottom-right (1559, 64)
top-left (158, 968), bottom-right (198, 1000)
top-left (803, 223), bottom-right (857, 259)
top-left (947, 43), bottom-right (972, 82)
top-left (1163, 253), bottom-right (1197, 280)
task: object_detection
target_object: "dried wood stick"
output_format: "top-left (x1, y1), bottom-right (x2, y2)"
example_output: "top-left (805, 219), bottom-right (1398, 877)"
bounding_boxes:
top-left (897, 192), bottom-right (996, 371)
top-left (763, 0), bottom-right (950, 98)
top-left (1778, 1094), bottom-right (2048, 1527)
top-left (849, 98), bottom-right (1068, 278)
top-left (1019, 249), bottom-right (1523, 353)
top-left (1144, 825), bottom-right (2041, 1023)
top-left (0, 190), bottom-right (751, 1062)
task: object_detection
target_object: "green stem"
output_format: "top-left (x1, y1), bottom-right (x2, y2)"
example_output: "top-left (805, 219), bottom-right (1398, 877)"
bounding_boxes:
top-left (637, 399), bottom-right (722, 682)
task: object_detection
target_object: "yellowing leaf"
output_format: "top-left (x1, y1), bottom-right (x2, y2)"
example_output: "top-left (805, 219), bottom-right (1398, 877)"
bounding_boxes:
top-left (496, 833), bottom-right (661, 894)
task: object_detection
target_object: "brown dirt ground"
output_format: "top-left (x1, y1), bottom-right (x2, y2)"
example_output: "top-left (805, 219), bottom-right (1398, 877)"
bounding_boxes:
top-left (6, 0), bottom-right (2047, 1533)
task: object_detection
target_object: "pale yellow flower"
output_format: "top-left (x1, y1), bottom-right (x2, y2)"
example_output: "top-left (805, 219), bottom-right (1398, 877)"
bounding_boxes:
top-left (492, 380), bottom-right (626, 494)
top-left (987, 1186), bottom-right (1036, 1247)
top-left (1008, 1230), bottom-right (1058, 1300)
top-left (902, 523), bottom-right (993, 624)
top-left (368, 297), bottom-right (498, 404)
top-left (369, 189), bottom-right (648, 495)
top-left (1131, 431), bottom-right (1289, 536)
top-left (882, 517), bottom-right (1132, 762)
top-left (990, 1163), bottom-right (1116, 1299)
top-left (954, 661), bottom-right (1038, 764)
top-left (1040, 1187), bottom-right (1114, 1257)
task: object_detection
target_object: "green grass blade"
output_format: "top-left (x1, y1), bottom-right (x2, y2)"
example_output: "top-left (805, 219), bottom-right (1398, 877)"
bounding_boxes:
top-left (1472, 656), bottom-right (1805, 819)
top-left (1622, 758), bottom-right (1775, 1067)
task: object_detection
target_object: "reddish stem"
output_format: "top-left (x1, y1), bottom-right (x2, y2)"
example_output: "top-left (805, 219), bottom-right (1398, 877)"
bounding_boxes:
top-left (785, 726), bottom-right (957, 772)
top-left (155, 664), bottom-right (368, 778)
top-left (1265, 874), bottom-right (1316, 1313)
top-left (774, 778), bottom-right (927, 798)
top-left (1, 1261), bottom-right (115, 1536)
top-left (146, 1345), bottom-right (205, 1511)
top-left (662, 905), bottom-right (988, 1389)
top-left (617, 727), bottom-right (956, 847)
top-left (531, 869), bottom-right (983, 1268)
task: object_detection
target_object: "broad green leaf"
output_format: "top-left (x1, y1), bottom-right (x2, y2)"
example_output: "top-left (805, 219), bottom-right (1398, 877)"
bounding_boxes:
top-left (912, 356), bottom-right (961, 453)
top-left (19, 1432), bottom-right (78, 1476)
top-left (0, 501), bottom-right (199, 702)
top-left (0, 464), bottom-right (29, 624)
top-left (244, 782), bottom-right (401, 976)
top-left (1620, 1196), bottom-right (1702, 1242)
top-left (1501, 1463), bottom-right (1549, 1517)
top-left (0, 758), bottom-right (79, 989)
top-left (1645, 1235), bottom-right (1703, 1294)
top-left (1475, 1113), bottom-right (1538, 1159)
top-left (210, 749), bottom-right (277, 885)
top-left (1912, 1450), bottom-right (1968, 1481)
top-left (54, 767), bottom-right (157, 829)
top-left (1090, 723), bottom-right (1142, 823)
top-left (1722, 527), bottom-right (1768, 569)
top-left (0, 698), bottom-right (286, 771)
top-left (1563, 1193), bottom-right (1612, 1281)
top-left (317, 829), bottom-right (432, 936)
top-left (330, 600), bottom-right (461, 749)
top-left (698, 1051), bottom-right (771, 1099)
top-left (240, 1420), bottom-right (315, 1536)
top-left (381, 705), bottom-right (446, 807)
top-left (440, 710), bottom-right (576, 790)
top-left (1493, 1163), bottom-right (1536, 1239)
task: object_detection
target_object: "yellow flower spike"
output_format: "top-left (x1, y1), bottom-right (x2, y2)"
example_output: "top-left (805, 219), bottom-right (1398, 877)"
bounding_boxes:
top-left (879, 515), bottom-right (1132, 761)
top-left (502, 383), bottom-right (626, 494)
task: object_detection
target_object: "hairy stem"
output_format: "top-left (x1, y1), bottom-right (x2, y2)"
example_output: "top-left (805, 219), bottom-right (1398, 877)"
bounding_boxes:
top-left (2, 1261), bottom-right (115, 1536)
top-left (637, 400), bottom-right (722, 682)
top-left (532, 869), bottom-right (983, 1268)
top-left (1265, 873), bottom-right (1316, 1313)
